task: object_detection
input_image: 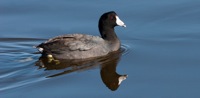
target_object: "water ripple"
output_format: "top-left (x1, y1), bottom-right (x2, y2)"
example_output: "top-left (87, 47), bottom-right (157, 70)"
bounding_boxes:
top-left (121, 44), bottom-right (130, 56)
top-left (0, 38), bottom-right (47, 91)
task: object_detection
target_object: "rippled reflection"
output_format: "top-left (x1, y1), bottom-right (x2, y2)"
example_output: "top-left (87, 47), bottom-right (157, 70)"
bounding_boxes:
top-left (35, 48), bottom-right (127, 91)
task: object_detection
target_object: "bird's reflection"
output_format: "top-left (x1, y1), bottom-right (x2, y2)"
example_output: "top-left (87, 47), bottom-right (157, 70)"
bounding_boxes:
top-left (35, 49), bottom-right (127, 91)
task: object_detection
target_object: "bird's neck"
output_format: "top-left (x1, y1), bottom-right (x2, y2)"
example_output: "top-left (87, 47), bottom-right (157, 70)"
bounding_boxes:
top-left (99, 26), bottom-right (120, 51)
top-left (100, 26), bottom-right (118, 41)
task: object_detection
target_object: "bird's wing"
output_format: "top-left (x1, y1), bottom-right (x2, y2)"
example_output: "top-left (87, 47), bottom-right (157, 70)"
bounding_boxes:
top-left (37, 34), bottom-right (104, 53)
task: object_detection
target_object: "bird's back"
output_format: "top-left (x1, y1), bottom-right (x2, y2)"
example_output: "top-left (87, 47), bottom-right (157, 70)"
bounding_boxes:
top-left (37, 34), bottom-right (110, 59)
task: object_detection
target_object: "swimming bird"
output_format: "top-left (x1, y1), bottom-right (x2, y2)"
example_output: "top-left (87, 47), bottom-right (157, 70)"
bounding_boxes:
top-left (36, 11), bottom-right (126, 59)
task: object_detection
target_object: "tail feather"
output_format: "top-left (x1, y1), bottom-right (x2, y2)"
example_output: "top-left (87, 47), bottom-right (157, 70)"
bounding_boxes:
top-left (33, 44), bottom-right (44, 53)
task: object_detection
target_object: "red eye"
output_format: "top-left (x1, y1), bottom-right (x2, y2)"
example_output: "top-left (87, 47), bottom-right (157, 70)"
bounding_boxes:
top-left (110, 16), bottom-right (114, 20)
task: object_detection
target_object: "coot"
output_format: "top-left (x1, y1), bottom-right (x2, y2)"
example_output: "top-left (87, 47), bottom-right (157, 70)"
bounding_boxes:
top-left (36, 11), bottom-right (126, 59)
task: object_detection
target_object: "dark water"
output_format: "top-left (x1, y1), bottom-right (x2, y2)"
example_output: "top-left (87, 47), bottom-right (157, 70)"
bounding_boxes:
top-left (1, 0), bottom-right (200, 98)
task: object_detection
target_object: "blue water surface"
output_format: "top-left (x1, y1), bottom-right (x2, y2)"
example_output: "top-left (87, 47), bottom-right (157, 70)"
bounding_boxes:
top-left (1, 0), bottom-right (200, 98)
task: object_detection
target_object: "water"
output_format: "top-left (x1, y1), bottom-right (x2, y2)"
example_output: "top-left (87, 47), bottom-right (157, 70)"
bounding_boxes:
top-left (1, 0), bottom-right (200, 98)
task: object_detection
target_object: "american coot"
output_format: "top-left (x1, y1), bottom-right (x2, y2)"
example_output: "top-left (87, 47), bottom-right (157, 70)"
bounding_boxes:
top-left (36, 11), bottom-right (126, 59)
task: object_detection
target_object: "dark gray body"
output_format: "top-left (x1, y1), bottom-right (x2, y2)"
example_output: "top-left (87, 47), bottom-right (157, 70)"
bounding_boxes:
top-left (37, 34), bottom-right (120, 59)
